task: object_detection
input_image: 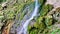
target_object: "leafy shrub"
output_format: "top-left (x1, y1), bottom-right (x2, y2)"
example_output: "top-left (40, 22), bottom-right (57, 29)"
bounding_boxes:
top-left (45, 15), bottom-right (53, 26)
top-left (28, 4), bottom-right (53, 34)
top-left (40, 4), bottom-right (53, 16)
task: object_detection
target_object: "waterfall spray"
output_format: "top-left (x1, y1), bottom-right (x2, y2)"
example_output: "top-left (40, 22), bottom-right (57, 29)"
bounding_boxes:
top-left (17, 0), bottom-right (39, 34)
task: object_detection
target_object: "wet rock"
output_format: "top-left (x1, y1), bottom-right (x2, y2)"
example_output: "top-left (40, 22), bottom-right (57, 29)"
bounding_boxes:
top-left (52, 7), bottom-right (60, 23)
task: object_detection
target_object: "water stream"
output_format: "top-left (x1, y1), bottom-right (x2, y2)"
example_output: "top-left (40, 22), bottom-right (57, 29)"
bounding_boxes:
top-left (17, 0), bottom-right (39, 34)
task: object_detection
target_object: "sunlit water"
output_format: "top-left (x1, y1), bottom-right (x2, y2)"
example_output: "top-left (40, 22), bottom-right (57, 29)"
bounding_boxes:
top-left (17, 0), bottom-right (39, 34)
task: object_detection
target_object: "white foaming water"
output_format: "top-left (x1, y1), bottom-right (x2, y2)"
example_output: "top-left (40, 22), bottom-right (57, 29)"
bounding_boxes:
top-left (17, 0), bottom-right (39, 34)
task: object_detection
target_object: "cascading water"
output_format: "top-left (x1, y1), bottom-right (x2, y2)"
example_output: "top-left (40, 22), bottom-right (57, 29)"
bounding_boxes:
top-left (17, 0), bottom-right (39, 34)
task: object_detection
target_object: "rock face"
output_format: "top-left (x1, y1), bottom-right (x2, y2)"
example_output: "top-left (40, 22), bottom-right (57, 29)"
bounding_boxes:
top-left (2, 2), bottom-right (7, 7)
top-left (46, 0), bottom-right (60, 7)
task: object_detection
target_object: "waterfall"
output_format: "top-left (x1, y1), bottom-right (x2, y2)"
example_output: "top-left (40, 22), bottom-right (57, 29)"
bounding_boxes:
top-left (17, 0), bottom-right (39, 34)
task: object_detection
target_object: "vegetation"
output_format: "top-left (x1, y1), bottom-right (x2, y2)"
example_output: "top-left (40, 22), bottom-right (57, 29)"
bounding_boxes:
top-left (28, 4), bottom-right (54, 34)
top-left (0, 0), bottom-right (60, 34)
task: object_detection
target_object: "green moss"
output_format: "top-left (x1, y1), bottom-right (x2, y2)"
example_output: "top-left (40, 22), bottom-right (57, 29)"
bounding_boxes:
top-left (4, 9), bottom-right (15, 19)
top-left (34, 16), bottom-right (45, 30)
top-left (0, 11), bottom-right (4, 20)
top-left (42, 29), bottom-right (49, 34)
top-left (28, 16), bottom-right (45, 34)
top-left (29, 29), bottom-right (38, 34)
top-left (28, 4), bottom-right (53, 34)
top-left (38, 0), bottom-right (46, 5)
top-left (40, 4), bottom-right (53, 16)
top-left (14, 3), bottom-right (26, 20)
top-left (15, 0), bottom-right (35, 20)
top-left (19, 12), bottom-right (25, 20)
top-left (47, 4), bottom-right (53, 11)
top-left (51, 29), bottom-right (60, 34)
top-left (7, 11), bottom-right (15, 19)
top-left (28, 26), bottom-right (39, 34)
top-left (28, 25), bottom-right (32, 31)
top-left (26, 0), bottom-right (34, 5)
top-left (45, 15), bottom-right (53, 26)
top-left (16, 3), bottom-right (25, 14)
top-left (28, 25), bottom-right (38, 34)
top-left (40, 5), bottom-right (48, 16)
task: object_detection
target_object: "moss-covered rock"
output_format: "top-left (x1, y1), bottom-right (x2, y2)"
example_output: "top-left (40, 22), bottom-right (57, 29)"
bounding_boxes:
top-left (40, 4), bottom-right (53, 16)
top-left (34, 16), bottom-right (45, 30)
top-left (29, 28), bottom-right (38, 34)
top-left (45, 15), bottom-right (53, 26)
top-left (0, 11), bottom-right (4, 19)
top-left (53, 7), bottom-right (60, 23)
top-left (4, 10), bottom-right (15, 20)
